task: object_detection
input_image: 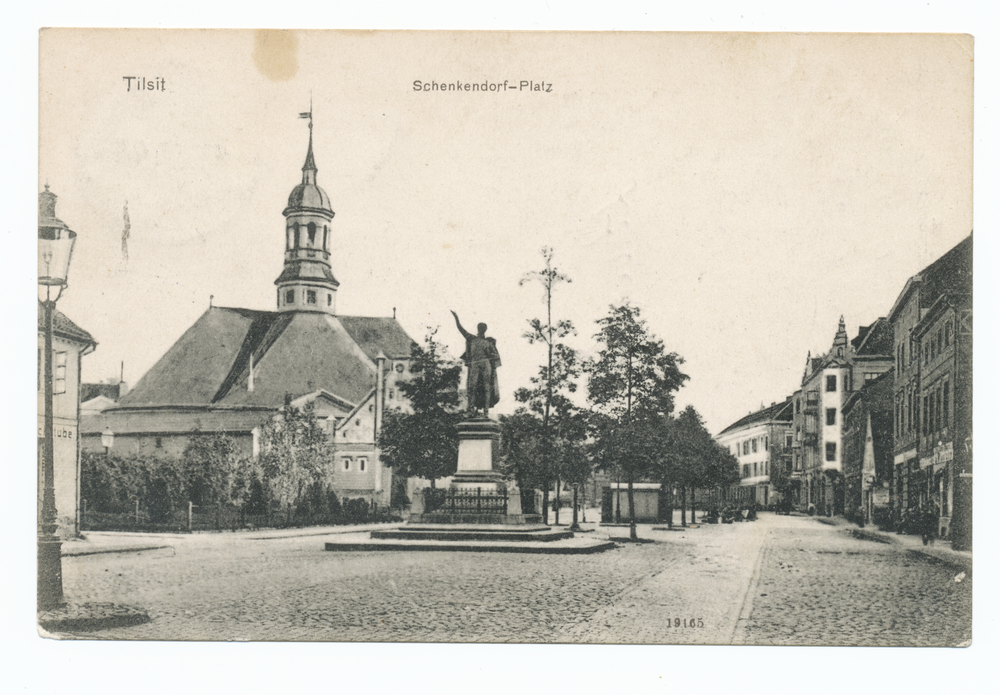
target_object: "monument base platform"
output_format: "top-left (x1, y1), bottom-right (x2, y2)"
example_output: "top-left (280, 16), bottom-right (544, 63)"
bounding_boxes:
top-left (324, 528), bottom-right (615, 554)
top-left (371, 523), bottom-right (572, 542)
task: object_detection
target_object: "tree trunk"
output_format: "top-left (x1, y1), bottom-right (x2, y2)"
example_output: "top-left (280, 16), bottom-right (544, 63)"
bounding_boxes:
top-left (681, 485), bottom-right (687, 527)
top-left (691, 486), bottom-right (696, 523)
top-left (554, 476), bottom-right (561, 525)
top-left (570, 484), bottom-right (580, 531)
top-left (542, 489), bottom-right (550, 524)
top-left (627, 474), bottom-right (637, 540)
top-left (666, 485), bottom-right (674, 529)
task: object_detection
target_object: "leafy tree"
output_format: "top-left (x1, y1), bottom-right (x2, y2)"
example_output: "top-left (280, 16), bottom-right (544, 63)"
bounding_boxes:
top-left (258, 399), bottom-right (334, 521)
top-left (586, 302), bottom-right (689, 539)
top-left (378, 328), bottom-right (463, 488)
top-left (518, 246), bottom-right (576, 521)
top-left (182, 432), bottom-right (244, 506)
top-left (499, 408), bottom-right (546, 512)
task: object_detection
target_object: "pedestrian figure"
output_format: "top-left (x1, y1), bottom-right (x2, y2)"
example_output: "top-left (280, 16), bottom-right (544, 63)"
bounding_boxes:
top-left (921, 504), bottom-right (938, 546)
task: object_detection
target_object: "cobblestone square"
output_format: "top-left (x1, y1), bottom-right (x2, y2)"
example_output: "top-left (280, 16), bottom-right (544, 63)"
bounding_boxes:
top-left (50, 513), bottom-right (971, 645)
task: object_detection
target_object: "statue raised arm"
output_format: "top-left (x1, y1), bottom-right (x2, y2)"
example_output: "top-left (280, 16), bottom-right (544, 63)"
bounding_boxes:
top-left (450, 309), bottom-right (501, 418)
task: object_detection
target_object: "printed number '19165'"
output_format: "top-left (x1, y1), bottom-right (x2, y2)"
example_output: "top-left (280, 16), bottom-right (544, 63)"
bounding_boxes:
top-left (670, 618), bottom-right (704, 627)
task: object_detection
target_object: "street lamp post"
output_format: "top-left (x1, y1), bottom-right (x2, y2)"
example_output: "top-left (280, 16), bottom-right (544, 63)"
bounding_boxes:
top-left (38, 187), bottom-right (77, 611)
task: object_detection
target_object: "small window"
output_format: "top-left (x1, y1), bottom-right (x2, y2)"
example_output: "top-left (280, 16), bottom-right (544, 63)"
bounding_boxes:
top-left (785, 434), bottom-right (793, 448)
top-left (395, 363), bottom-right (405, 373)
top-left (307, 222), bottom-right (317, 245)
top-left (764, 436), bottom-right (768, 451)
top-left (943, 381), bottom-right (950, 428)
top-left (945, 322), bottom-right (952, 347)
top-left (343, 458), bottom-right (352, 471)
top-left (825, 442), bottom-right (837, 462)
top-left (307, 289), bottom-right (317, 305)
top-left (285, 289), bottom-right (294, 304)
top-left (826, 408), bottom-right (836, 426)
top-left (752, 439), bottom-right (758, 453)
top-left (323, 226), bottom-right (329, 250)
top-left (826, 375), bottom-right (837, 392)
top-left (358, 457), bottom-right (367, 472)
top-left (388, 390), bottom-right (394, 400)
top-left (327, 293), bottom-right (332, 307)
top-left (155, 437), bottom-right (163, 448)
top-left (54, 351), bottom-right (67, 395)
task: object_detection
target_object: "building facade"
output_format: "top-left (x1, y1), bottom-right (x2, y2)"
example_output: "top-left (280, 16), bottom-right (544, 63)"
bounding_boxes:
top-left (790, 317), bottom-right (893, 515)
top-left (886, 235), bottom-right (972, 544)
top-left (38, 187), bottom-right (97, 538)
top-left (81, 123), bottom-right (416, 507)
top-left (841, 370), bottom-right (894, 526)
top-left (716, 399), bottom-right (793, 506)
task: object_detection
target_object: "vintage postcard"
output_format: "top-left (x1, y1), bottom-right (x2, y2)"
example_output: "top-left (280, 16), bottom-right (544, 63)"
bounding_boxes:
top-left (37, 29), bottom-right (972, 647)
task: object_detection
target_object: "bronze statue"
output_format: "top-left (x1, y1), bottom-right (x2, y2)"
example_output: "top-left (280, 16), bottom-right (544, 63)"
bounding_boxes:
top-left (451, 310), bottom-right (501, 418)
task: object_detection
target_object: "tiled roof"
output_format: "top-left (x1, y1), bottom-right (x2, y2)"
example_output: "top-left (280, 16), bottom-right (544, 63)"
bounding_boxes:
top-left (854, 318), bottom-right (893, 356)
top-left (718, 398), bottom-right (793, 436)
top-left (38, 303), bottom-right (95, 346)
top-left (81, 383), bottom-right (121, 402)
top-left (118, 307), bottom-right (416, 411)
top-left (338, 316), bottom-right (417, 361)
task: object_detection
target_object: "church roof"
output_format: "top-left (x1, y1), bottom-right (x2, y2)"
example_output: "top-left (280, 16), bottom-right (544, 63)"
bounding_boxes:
top-left (117, 306), bottom-right (415, 411)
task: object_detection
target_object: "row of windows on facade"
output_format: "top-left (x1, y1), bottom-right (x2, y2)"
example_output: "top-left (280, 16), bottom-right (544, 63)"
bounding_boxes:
top-left (790, 440), bottom-right (838, 471)
top-left (342, 456), bottom-right (367, 472)
top-left (791, 373), bottom-right (882, 417)
top-left (895, 380), bottom-right (951, 440)
top-left (735, 436), bottom-right (767, 457)
top-left (742, 460), bottom-right (769, 479)
top-left (896, 320), bottom-right (954, 373)
top-left (286, 222), bottom-right (330, 252)
top-left (38, 349), bottom-right (68, 395)
top-left (279, 288), bottom-right (334, 307)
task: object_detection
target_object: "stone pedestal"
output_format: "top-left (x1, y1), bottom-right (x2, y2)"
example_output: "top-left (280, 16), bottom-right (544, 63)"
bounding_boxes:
top-left (451, 418), bottom-right (503, 489)
top-left (407, 416), bottom-right (542, 526)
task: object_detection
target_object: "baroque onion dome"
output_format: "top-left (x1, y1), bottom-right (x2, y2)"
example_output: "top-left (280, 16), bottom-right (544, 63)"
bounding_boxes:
top-left (275, 116), bottom-right (340, 315)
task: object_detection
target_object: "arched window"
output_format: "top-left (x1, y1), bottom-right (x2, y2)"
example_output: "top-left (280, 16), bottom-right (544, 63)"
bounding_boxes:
top-left (290, 223), bottom-right (299, 249)
top-left (323, 226), bottom-right (329, 250)
top-left (307, 222), bottom-right (317, 246)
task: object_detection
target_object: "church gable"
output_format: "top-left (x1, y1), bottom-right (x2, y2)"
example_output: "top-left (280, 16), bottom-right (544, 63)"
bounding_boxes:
top-left (218, 312), bottom-right (377, 407)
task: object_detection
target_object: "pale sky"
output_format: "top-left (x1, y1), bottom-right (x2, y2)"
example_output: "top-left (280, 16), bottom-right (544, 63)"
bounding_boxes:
top-left (40, 30), bottom-right (972, 434)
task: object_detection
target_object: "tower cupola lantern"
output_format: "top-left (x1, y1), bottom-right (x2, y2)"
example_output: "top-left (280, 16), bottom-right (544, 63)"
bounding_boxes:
top-left (274, 110), bottom-right (340, 315)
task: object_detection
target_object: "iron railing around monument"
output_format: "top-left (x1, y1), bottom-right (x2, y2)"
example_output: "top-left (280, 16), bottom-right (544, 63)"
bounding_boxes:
top-left (425, 487), bottom-right (508, 515)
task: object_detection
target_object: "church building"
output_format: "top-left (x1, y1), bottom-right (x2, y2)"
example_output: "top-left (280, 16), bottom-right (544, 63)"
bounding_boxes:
top-left (81, 121), bottom-right (416, 506)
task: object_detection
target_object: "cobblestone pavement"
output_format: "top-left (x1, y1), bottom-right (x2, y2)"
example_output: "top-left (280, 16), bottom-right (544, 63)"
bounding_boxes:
top-left (735, 515), bottom-right (972, 647)
top-left (51, 514), bottom-right (971, 645)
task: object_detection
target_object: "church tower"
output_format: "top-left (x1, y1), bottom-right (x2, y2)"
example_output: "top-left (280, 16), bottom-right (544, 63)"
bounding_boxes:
top-left (275, 115), bottom-right (339, 314)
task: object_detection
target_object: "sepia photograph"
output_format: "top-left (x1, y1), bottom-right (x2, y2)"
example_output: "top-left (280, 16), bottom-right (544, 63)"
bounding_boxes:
top-left (32, 22), bottom-right (980, 661)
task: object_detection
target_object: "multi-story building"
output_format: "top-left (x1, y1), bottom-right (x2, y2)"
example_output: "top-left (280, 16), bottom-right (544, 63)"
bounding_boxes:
top-left (912, 291), bottom-right (972, 543)
top-left (80, 123), bottom-right (416, 507)
top-left (841, 370), bottom-right (894, 526)
top-left (716, 398), bottom-right (793, 506)
top-left (886, 235), bottom-right (972, 544)
top-left (790, 317), bottom-right (893, 515)
top-left (38, 187), bottom-right (98, 538)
